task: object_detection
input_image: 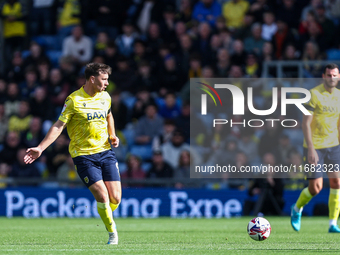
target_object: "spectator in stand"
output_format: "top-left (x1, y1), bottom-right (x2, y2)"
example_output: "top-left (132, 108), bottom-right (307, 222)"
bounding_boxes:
top-left (244, 23), bottom-right (266, 55)
top-left (134, 104), bottom-right (163, 145)
top-left (19, 67), bottom-right (40, 100)
top-left (110, 90), bottom-right (128, 131)
top-left (175, 0), bottom-right (193, 25)
top-left (277, 134), bottom-right (296, 165)
top-left (272, 19), bottom-right (296, 60)
top-left (282, 44), bottom-right (299, 77)
top-left (103, 41), bottom-right (119, 71)
top-left (9, 147), bottom-right (41, 182)
top-left (316, 3), bottom-right (335, 48)
top-left (133, 61), bottom-right (157, 93)
top-left (159, 55), bottom-right (185, 93)
top-left (29, 0), bottom-right (55, 35)
top-left (158, 92), bottom-right (181, 119)
top-left (302, 41), bottom-right (324, 78)
top-left (56, 155), bottom-right (79, 183)
top-left (4, 82), bottom-right (21, 117)
top-left (152, 119), bottom-right (176, 151)
top-left (0, 103), bottom-right (8, 144)
top-left (58, 56), bottom-right (78, 85)
top-left (299, 10), bottom-right (318, 36)
top-left (147, 150), bottom-right (174, 184)
top-left (131, 40), bottom-right (153, 70)
top-left (111, 56), bottom-right (136, 93)
top-left (276, 0), bottom-right (300, 29)
top-left (208, 34), bottom-right (223, 64)
top-left (301, 0), bottom-right (324, 21)
top-left (175, 34), bottom-right (195, 74)
top-left (47, 68), bottom-right (70, 114)
top-left (94, 32), bottom-right (109, 56)
top-left (46, 133), bottom-right (69, 177)
top-left (299, 20), bottom-right (327, 53)
top-left (57, 0), bottom-right (82, 47)
top-left (23, 42), bottom-right (50, 70)
top-left (233, 12), bottom-right (255, 40)
top-left (261, 41), bottom-right (276, 76)
top-left (0, 163), bottom-right (11, 188)
top-left (261, 11), bottom-right (277, 41)
top-left (133, 0), bottom-right (164, 35)
top-left (29, 87), bottom-right (53, 121)
top-left (215, 49), bottom-right (231, 78)
top-left (230, 40), bottom-right (247, 66)
top-left (95, 0), bottom-right (120, 39)
top-left (238, 129), bottom-right (258, 165)
top-left (195, 22), bottom-right (212, 65)
top-left (8, 100), bottom-right (32, 134)
top-left (248, 0), bottom-right (275, 23)
top-left (0, 80), bottom-right (6, 102)
top-left (0, 131), bottom-right (22, 165)
top-left (162, 129), bottom-right (191, 169)
top-left (115, 21), bottom-right (139, 58)
top-left (174, 21), bottom-right (188, 48)
top-left (21, 116), bottom-right (44, 148)
top-left (258, 120), bottom-right (282, 159)
top-left (62, 25), bottom-right (93, 65)
top-left (175, 150), bottom-right (191, 180)
top-left (145, 22), bottom-right (164, 58)
top-left (1, 0), bottom-right (27, 64)
top-left (192, 0), bottom-right (221, 27)
top-left (7, 51), bottom-right (25, 83)
top-left (121, 154), bottom-right (145, 186)
top-left (159, 5), bottom-right (177, 46)
top-left (131, 88), bottom-right (156, 121)
top-left (244, 52), bottom-right (261, 78)
top-left (222, 0), bottom-right (249, 30)
top-left (36, 59), bottom-right (51, 86)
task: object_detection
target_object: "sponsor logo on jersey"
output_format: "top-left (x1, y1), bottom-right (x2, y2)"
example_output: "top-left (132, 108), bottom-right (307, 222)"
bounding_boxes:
top-left (87, 110), bottom-right (107, 120)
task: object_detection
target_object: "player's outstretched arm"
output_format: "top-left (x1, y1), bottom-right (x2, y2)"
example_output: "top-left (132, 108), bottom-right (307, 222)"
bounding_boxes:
top-left (24, 120), bottom-right (67, 164)
top-left (107, 112), bottom-right (119, 148)
top-left (302, 114), bottom-right (319, 165)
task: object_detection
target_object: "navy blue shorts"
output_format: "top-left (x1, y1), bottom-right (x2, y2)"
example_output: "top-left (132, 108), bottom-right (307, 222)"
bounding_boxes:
top-left (303, 145), bottom-right (340, 179)
top-left (73, 149), bottom-right (120, 188)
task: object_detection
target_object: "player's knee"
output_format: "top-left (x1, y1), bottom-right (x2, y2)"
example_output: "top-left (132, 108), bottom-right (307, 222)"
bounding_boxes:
top-left (329, 179), bottom-right (340, 189)
top-left (110, 194), bottom-right (121, 204)
top-left (309, 184), bottom-right (322, 196)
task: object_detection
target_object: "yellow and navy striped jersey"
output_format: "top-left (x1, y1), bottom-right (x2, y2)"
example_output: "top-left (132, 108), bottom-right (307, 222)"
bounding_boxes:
top-left (59, 86), bottom-right (111, 158)
top-left (303, 84), bottom-right (340, 149)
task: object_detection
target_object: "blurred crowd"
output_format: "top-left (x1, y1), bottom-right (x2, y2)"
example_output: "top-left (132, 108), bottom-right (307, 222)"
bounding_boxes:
top-left (0, 0), bottom-right (337, 189)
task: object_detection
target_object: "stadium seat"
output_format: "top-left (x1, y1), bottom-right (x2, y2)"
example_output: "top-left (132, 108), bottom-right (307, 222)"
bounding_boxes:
top-left (327, 49), bottom-right (340, 60)
top-left (130, 145), bottom-right (153, 161)
top-left (118, 162), bottom-right (127, 173)
top-left (122, 96), bottom-right (136, 110)
top-left (32, 35), bottom-right (60, 51)
top-left (155, 97), bottom-right (182, 108)
top-left (122, 127), bottom-right (135, 147)
top-left (142, 162), bottom-right (152, 172)
top-left (46, 50), bottom-right (62, 67)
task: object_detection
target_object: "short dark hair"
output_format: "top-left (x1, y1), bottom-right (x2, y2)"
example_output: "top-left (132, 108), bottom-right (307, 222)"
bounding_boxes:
top-left (84, 63), bottom-right (112, 80)
top-left (324, 63), bottom-right (339, 74)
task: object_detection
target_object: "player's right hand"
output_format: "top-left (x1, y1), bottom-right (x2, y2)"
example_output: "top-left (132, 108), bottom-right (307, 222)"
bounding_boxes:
top-left (24, 147), bottom-right (43, 164)
top-left (307, 148), bottom-right (319, 166)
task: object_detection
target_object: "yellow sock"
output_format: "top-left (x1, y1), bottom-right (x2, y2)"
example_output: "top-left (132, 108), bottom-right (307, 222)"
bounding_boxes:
top-left (110, 202), bottom-right (120, 212)
top-left (329, 188), bottom-right (340, 223)
top-left (97, 202), bottom-right (114, 233)
top-left (296, 187), bottom-right (313, 209)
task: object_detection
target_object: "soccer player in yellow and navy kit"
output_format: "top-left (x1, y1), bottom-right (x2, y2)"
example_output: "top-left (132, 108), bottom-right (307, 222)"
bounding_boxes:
top-left (24, 63), bottom-right (121, 244)
top-left (291, 63), bottom-right (340, 233)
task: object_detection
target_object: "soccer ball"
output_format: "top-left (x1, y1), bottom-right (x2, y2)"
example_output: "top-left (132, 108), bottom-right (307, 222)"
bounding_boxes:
top-left (247, 217), bottom-right (271, 241)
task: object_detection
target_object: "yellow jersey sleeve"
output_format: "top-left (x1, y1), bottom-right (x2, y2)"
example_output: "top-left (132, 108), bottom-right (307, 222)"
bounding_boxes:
top-left (303, 90), bottom-right (318, 115)
top-left (59, 97), bottom-right (75, 124)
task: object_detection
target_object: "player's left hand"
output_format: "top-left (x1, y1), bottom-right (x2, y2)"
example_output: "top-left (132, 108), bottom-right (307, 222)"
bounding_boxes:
top-left (109, 135), bottom-right (119, 148)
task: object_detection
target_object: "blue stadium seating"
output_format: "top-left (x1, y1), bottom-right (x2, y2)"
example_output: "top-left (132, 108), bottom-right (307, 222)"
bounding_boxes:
top-left (46, 50), bottom-right (62, 67)
top-left (32, 35), bottom-right (60, 51)
top-left (122, 127), bottom-right (135, 147)
top-left (327, 49), bottom-right (340, 60)
top-left (130, 145), bottom-right (153, 161)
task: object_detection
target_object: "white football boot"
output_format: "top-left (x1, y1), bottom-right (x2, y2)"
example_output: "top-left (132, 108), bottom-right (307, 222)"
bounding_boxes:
top-left (107, 229), bottom-right (118, 245)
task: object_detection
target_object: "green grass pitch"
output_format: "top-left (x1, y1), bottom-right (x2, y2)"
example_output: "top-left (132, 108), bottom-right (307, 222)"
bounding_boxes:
top-left (0, 217), bottom-right (339, 254)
